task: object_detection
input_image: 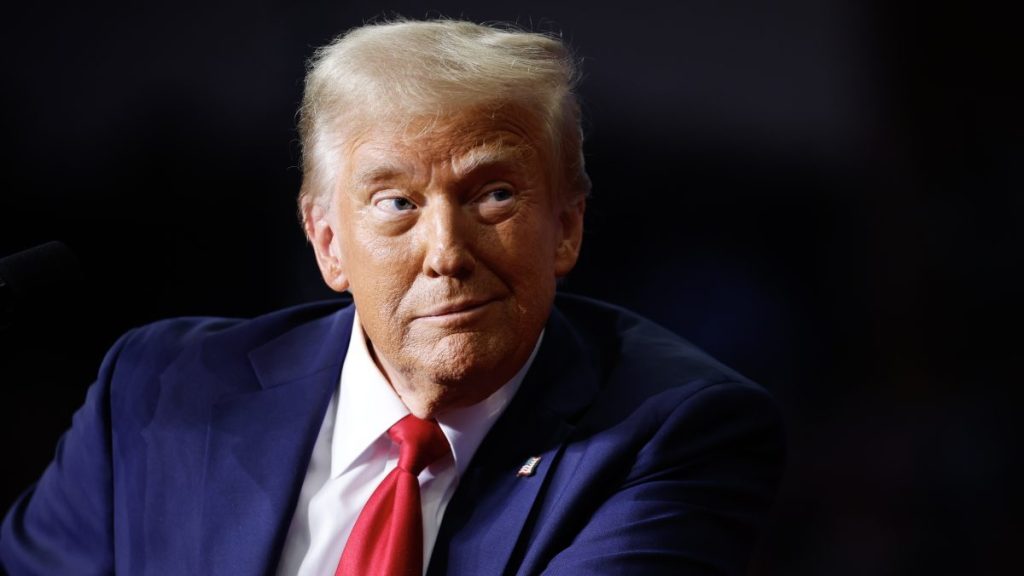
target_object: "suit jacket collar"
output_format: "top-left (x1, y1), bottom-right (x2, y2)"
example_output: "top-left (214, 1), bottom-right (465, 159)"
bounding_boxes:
top-left (197, 303), bottom-right (354, 576)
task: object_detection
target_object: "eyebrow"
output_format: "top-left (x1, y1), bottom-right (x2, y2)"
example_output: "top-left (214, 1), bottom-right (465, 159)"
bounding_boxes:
top-left (351, 163), bottom-right (410, 187)
top-left (350, 141), bottom-right (536, 187)
top-left (450, 141), bottom-right (535, 178)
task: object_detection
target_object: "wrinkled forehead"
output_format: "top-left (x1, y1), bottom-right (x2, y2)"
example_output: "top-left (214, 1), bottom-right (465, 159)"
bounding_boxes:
top-left (338, 104), bottom-right (555, 182)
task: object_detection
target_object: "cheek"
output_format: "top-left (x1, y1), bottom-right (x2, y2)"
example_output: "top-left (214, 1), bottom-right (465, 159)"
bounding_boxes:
top-left (492, 216), bottom-right (559, 275)
top-left (341, 210), bottom-right (403, 272)
top-left (341, 224), bottom-right (419, 312)
top-left (485, 230), bottom-right (559, 320)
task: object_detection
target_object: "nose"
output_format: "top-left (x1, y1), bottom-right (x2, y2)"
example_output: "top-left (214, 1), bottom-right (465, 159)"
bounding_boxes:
top-left (421, 200), bottom-right (476, 279)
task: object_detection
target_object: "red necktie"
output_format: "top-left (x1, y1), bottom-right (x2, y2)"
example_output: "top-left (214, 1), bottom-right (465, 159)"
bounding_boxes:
top-left (335, 414), bottom-right (450, 576)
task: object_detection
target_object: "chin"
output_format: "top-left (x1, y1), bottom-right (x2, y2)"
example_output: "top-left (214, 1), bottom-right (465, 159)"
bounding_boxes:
top-left (413, 335), bottom-right (511, 401)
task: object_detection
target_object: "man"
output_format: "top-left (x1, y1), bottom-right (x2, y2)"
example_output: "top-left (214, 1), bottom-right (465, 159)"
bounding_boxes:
top-left (0, 19), bottom-right (784, 575)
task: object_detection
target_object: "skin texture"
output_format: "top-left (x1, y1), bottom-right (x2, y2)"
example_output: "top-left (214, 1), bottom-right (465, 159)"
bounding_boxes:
top-left (304, 106), bottom-right (585, 418)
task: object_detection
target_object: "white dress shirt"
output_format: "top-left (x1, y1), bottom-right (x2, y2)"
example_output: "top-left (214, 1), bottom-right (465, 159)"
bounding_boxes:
top-left (276, 311), bottom-right (541, 576)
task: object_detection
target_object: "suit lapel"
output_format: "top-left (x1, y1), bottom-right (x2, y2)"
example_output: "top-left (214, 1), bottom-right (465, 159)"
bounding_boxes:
top-left (198, 305), bottom-right (354, 576)
top-left (429, 307), bottom-right (601, 576)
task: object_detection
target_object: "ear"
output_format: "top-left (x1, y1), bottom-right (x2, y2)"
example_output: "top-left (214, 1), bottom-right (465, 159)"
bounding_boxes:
top-left (553, 195), bottom-right (586, 277)
top-left (303, 197), bottom-right (350, 293)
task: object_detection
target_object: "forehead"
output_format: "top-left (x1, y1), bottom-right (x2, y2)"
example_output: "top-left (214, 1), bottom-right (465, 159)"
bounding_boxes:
top-left (342, 106), bottom-right (551, 181)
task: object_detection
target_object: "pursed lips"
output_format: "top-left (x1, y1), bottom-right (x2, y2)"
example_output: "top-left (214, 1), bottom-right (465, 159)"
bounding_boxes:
top-left (416, 297), bottom-right (498, 319)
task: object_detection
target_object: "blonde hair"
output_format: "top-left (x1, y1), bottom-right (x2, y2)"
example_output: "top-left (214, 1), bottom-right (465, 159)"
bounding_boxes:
top-left (297, 19), bottom-right (590, 215)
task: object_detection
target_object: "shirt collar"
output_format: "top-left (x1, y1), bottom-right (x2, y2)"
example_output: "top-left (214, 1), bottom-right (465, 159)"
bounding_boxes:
top-left (331, 310), bottom-right (542, 480)
top-left (332, 311), bottom-right (410, 479)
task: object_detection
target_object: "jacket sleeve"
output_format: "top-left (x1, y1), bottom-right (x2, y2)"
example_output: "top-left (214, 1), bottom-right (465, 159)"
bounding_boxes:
top-left (0, 329), bottom-right (138, 576)
top-left (541, 381), bottom-right (786, 576)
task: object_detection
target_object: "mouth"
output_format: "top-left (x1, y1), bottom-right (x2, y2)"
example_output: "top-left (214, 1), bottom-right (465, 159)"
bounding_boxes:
top-left (416, 297), bottom-right (499, 323)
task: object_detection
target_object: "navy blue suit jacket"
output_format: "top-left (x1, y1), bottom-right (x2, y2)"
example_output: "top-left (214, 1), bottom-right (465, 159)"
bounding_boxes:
top-left (1, 294), bottom-right (784, 575)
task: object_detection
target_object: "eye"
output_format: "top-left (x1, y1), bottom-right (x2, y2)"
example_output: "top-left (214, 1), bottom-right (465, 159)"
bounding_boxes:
top-left (476, 186), bottom-right (517, 221)
top-left (478, 187), bottom-right (515, 206)
top-left (374, 196), bottom-right (418, 213)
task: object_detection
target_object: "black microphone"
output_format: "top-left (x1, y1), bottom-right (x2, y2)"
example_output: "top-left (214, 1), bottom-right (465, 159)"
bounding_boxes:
top-left (0, 241), bottom-right (81, 331)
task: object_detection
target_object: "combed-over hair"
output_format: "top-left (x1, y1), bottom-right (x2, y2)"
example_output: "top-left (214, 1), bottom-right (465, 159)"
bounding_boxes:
top-left (297, 18), bottom-right (590, 216)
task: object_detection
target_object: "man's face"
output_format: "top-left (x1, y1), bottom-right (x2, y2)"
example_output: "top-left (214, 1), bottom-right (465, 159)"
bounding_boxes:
top-left (306, 107), bottom-right (584, 417)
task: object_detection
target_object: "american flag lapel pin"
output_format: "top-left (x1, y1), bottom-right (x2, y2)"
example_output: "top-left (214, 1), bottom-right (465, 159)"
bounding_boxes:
top-left (517, 455), bottom-right (542, 477)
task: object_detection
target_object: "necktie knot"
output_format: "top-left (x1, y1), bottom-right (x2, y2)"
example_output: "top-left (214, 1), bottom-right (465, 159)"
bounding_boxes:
top-left (336, 414), bottom-right (449, 576)
top-left (387, 414), bottom-right (449, 475)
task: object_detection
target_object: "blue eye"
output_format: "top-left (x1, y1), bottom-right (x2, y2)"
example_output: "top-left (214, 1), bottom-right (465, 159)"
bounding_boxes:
top-left (377, 197), bottom-right (417, 212)
top-left (476, 187), bottom-right (517, 221)
top-left (483, 188), bottom-right (514, 203)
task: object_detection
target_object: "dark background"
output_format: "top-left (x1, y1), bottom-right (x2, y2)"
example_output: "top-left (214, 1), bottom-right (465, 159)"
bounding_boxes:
top-left (1, 0), bottom-right (1020, 574)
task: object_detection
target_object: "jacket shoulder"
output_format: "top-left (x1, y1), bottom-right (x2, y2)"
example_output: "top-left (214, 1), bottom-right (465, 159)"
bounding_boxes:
top-left (111, 299), bottom-right (351, 375)
top-left (553, 293), bottom-right (763, 398)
